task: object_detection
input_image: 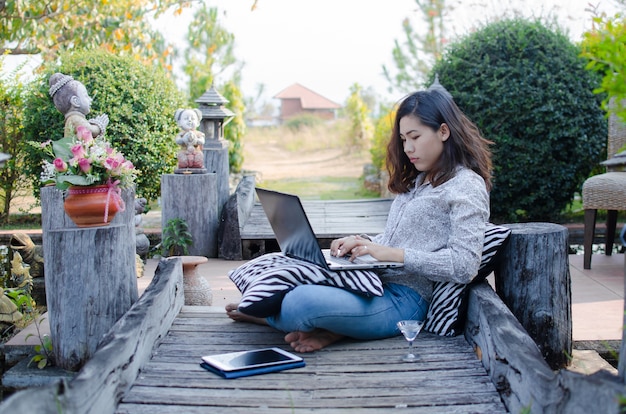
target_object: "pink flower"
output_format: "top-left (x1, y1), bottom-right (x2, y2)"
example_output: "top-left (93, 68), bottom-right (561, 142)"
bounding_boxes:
top-left (77, 158), bottom-right (92, 173)
top-left (76, 125), bottom-right (93, 142)
top-left (40, 140), bottom-right (52, 148)
top-left (104, 154), bottom-right (125, 171)
top-left (71, 144), bottom-right (86, 158)
top-left (53, 158), bottom-right (68, 172)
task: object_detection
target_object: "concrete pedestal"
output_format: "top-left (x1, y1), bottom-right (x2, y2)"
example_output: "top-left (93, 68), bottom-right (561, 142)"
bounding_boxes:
top-left (181, 255), bottom-right (212, 305)
top-left (161, 173), bottom-right (219, 257)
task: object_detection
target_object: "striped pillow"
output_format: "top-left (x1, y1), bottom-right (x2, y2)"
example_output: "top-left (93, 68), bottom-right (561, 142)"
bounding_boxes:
top-left (423, 224), bottom-right (511, 336)
top-left (229, 253), bottom-right (384, 318)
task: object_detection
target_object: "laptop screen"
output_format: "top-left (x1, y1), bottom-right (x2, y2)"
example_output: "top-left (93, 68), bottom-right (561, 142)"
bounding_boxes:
top-left (256, 188), bottom-right (328, 269)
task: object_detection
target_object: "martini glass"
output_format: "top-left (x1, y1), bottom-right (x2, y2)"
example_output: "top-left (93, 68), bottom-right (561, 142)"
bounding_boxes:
top-left (397, 320), bottom-right (424, 362)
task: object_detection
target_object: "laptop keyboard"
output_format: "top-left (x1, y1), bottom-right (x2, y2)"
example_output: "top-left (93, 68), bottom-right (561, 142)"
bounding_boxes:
top-left (325, 251), bottom-right (377, 265)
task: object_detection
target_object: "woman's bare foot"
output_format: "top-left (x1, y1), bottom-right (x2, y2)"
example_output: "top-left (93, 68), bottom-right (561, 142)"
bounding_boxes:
top-left (284, 329), bottom-right (344, 353)
top-left (225, 303), bottom-right (268, 325)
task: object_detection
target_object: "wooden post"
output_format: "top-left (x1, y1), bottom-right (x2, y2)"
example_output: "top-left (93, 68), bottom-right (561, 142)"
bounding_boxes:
top-left (494, 222), bottom-right (572, 370)
top-left (617, 255), bottom-right (626, 384)
top-left (41, 186), bottom-right (137, 371)
top-left (218, 174), bottom-right (256, 260)
top-left (203, 141), bottom-right (230, 222)
top-left (161, 173), bottom-right (219, 257)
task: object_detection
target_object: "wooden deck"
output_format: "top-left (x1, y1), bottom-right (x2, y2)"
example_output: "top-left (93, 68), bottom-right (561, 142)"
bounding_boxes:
top-left (240, 199), bottom-right (393, 258)
top-left (242, 198), bottom-right (392, 239)
top-left (116, 307), bottom-right (506, 413)
top-left (4, 257), bottom-right (626, 413)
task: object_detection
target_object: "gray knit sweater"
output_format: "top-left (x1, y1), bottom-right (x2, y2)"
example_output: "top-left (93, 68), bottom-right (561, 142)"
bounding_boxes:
top-left (372, 167), bottom-right (489, 303)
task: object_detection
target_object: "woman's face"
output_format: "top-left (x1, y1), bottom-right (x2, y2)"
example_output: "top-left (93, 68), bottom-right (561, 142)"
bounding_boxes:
top-left (399, 115), bottom-right (449, 174)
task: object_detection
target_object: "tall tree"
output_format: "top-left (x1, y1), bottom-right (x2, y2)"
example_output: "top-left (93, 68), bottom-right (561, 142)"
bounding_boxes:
top-left (0, 0), bottom-right (194, 67)
top-left (182, 4), bottom-right (245, 172)
top-left (383, 0), bottom-right (450, 94)
top-left (183, 4), bottom-right (241, 100)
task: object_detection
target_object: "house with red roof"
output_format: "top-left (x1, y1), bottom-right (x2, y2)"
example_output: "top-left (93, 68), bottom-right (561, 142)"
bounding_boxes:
top-left (274, 83), bottom-right (341, 122)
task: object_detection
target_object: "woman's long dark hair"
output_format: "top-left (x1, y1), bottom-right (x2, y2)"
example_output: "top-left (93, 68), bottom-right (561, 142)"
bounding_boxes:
top-left (386, 87), bottom-right (493, 194)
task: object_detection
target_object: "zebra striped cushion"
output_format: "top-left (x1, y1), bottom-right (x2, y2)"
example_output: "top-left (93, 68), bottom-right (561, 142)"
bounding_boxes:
top-left (229, 252), bottom-right (384, 318)
top-left (423, 224), bottom-right (511, 337)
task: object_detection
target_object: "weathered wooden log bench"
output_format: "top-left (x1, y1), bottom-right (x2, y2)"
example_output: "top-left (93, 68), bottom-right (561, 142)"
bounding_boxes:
top-left (1, 251), bottom-right (625, 413)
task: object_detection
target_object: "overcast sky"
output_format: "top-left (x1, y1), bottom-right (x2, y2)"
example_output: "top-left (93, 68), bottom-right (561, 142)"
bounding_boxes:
top-left (155, 0), bottom-right (620, 106)
top-left (4, 0), bottom-right (620, 108)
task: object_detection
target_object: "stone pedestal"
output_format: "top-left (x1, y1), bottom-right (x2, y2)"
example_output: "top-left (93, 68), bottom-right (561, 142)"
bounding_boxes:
top-left (161, 173), bottom-right (219, 257)
top-left (40, 186), bottom-right (137, 371)
top-left (181, 255), bottom-right (212, 305)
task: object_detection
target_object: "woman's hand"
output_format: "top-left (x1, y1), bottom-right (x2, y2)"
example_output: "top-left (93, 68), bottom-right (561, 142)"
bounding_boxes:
top-left (330, 235), bottom-right (404, 263)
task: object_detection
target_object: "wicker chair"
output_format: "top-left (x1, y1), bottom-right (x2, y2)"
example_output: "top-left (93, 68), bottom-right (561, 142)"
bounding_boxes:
top-left (582, 110), bottom-right (626, 269)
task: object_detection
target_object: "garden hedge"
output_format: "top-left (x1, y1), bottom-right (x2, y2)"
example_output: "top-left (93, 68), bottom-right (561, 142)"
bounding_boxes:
top-left (431, 18), bottom-right (607, 222)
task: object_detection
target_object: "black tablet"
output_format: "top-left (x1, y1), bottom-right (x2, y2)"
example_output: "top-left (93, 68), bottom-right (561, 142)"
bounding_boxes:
top-left (201, 347), bottom-right (303, 372)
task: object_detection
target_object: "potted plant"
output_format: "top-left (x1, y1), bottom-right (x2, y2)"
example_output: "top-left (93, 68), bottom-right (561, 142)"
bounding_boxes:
top-left (161, 218), bottom-right (193, 257)
top-left (31, 124), bottom-right (136, 227)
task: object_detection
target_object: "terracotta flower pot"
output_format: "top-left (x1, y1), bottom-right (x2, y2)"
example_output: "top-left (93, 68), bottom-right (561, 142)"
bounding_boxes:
top-left (63, 185), bottom-right (125, 228)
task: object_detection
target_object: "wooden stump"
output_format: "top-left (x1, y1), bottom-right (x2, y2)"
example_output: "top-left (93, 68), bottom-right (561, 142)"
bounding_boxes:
top-left (203, 140), bottom-right (230, 222)
top-left (161, 173), bottom-right (219, 257)
top-left (41, 186), bottom-right (137, 371)
top-left (494, 222), bottom-right (572, 370)
top-left (617, 255), bottom-right (626, 384)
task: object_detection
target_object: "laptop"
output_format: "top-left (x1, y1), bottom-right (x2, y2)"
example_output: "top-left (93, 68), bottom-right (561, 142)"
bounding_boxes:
top-left (255, 188), bottom-right (403, 271)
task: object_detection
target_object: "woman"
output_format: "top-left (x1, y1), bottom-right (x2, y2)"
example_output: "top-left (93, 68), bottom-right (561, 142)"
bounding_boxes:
top-left (227, 85), bottom-right (492, 353)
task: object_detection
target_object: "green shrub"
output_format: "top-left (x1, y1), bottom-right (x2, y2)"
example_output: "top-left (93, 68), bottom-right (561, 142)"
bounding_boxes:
top-left (431, 18), bottom-right (607, 222)
top-left (22, 49), bottom-right (187, 203)
top-left (370, 108), bottom-right (395, 171)
top-left (220, 80), bottom-right (246, 173)
top-left (284, 113), bottom-right (324, 131)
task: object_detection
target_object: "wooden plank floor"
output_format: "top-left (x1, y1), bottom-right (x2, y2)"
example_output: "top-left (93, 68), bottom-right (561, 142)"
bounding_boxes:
top-left (241, 198), bottom-right (393, 240)
top-left (116, 307), bottom-right (507, 413)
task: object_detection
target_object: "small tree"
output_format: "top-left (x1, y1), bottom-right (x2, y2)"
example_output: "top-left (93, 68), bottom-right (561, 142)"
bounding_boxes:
top-left (431, 18), bottom-right (607, 222)
top-left (370, 107), bottom-right (396, 171)
top-left (0, 58), bottom-right (30, 224)
top-left (183, 4), bottom-right (245, 173)
top-left (22, 49), bottom-right (187, 204)
top-left (344, 83), bottom-right (374, 148)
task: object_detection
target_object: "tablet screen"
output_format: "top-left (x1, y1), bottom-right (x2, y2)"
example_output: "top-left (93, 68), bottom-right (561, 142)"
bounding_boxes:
top-left (202, 347), bottom-right (303, 372)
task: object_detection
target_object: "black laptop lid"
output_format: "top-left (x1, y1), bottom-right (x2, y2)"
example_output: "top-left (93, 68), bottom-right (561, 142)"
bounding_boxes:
top-left (256, 188), bottom-right (328, 269)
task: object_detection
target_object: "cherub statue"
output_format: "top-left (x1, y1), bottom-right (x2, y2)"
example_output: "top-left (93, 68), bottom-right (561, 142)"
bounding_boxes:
top-left (49, 72), bottom-right (109, 139)
top-left (174, 108), bottom-right (205, 170)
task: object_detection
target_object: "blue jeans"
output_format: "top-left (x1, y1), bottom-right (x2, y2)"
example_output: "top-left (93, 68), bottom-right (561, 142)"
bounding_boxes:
top-left (266, 283), bottom-right (429, 340)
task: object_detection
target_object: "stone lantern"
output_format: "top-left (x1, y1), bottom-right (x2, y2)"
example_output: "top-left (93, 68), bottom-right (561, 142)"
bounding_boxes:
top-left (195, 85), bottom-right (235, 240)
top-left (195, 85), bottom-right (234, 149)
